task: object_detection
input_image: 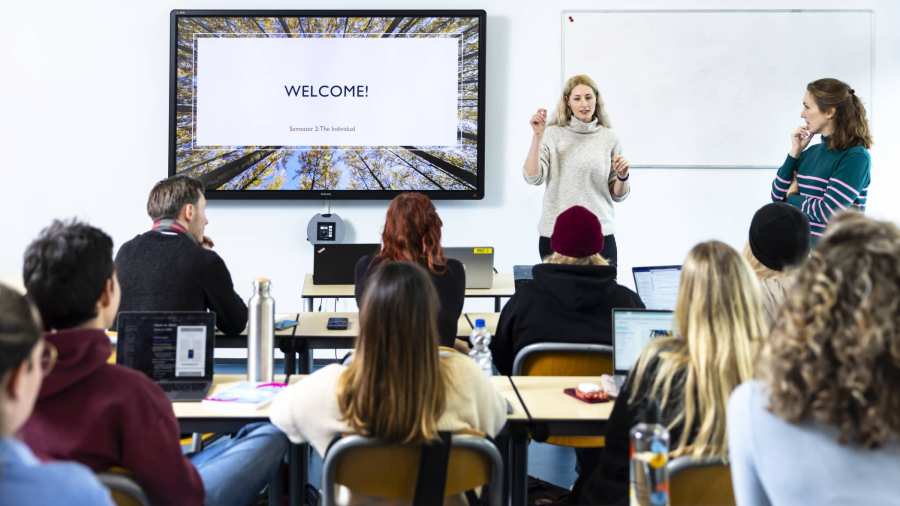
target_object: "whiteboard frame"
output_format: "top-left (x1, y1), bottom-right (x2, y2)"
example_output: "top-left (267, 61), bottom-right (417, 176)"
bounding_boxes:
top-left (560, 9), bottom-right (876, 169)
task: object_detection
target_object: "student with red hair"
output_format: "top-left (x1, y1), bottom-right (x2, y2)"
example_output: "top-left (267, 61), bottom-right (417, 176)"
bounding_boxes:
top-left (355, 193), bottom-right (465, 348)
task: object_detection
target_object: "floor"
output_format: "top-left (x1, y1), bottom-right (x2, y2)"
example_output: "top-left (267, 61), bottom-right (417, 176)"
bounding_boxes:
top-left (215, 359), bottom-right (578, 491)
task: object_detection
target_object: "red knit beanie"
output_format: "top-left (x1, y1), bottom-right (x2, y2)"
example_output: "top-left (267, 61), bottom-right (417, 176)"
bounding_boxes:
top-left (550, 206), bottom-right (604, 258)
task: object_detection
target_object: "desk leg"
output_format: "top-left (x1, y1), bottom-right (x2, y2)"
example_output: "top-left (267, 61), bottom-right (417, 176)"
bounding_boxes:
top-left (281, 341), bottom-right (296, 376)
top-left (306, 297), bottom-right (314, 312)
top-left (510, 426), bottom-right (528, 506)
top-left (288, 443), bottom-right (307, 506)
top-left (299, 341), bottom-right (311, 375)
top-left (494, 296), bottom-right (501, 312)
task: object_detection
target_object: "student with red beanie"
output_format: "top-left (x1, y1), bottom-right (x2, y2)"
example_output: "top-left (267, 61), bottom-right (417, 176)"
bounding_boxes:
top-left (490, 205), bottom-right (644, 375)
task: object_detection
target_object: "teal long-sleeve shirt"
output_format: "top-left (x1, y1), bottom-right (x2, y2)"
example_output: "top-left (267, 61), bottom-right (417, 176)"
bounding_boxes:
top-left (770, 138), bottom-right (871, 239)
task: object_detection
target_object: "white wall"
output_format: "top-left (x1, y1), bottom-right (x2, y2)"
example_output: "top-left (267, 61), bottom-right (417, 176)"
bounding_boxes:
top-left (2, 0), bottom-right (899, 313)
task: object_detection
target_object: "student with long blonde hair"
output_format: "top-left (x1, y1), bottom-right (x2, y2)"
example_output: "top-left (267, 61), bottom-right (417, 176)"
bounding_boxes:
top-left (270, 262), bottom-right (507, 503)
top-left (578, 241), bottom-right (765, 505)
top-left (728, 212), bottom-right (900, 505)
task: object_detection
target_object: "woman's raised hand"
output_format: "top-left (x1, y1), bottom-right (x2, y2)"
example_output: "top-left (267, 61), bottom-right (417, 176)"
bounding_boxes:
top-left (612, 155), bottom-right (630, 179)
top-left (530, 108), bottom-right (547, 136)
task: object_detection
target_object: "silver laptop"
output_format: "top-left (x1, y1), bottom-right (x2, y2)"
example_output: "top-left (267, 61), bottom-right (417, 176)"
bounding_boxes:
top-left (444, 247), bottom-right (494, 289)
top-left (632, 265), bottom-right (682, 310)
top-left (612, 309), bottom-right (674, 388)
top-left (116, 311), bottom-right (215, 401)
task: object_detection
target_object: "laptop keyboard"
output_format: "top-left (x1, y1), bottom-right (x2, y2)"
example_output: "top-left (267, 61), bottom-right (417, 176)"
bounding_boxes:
top-left (164, 382), bottom-right (207, 392)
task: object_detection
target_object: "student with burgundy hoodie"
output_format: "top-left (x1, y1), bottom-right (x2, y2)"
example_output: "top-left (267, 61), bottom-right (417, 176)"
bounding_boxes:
top-left (20, 220), bottom-right (288, 506)
top-left (490, 205), bottom-right (644, 375)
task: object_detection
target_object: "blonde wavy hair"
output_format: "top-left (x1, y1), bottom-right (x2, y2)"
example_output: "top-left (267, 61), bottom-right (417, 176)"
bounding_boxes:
top-left (553, 74), bottom-right (612, 128)
top-left (630, 241), bottom-right (765, 458)
top-left (544, 252), bottom-right (609, 266)
top-left (762, 212), bottom-right (900, 448)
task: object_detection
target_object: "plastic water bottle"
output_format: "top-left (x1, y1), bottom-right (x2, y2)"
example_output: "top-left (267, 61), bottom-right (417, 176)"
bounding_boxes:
top-left (629, 403), bottom-right (670, 506)
top-left (468, 318), bottom-right (493, 376)
top-left (247, 277), bottom-right (275, 382)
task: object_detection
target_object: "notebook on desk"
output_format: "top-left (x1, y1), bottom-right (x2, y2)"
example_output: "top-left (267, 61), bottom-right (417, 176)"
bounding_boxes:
top-left (612, 308), bottom-right (674, 388)
top-left (632, 265), bottom-right (682, 310)
top-left (116, 311), bottom-right (216, 402)
top-left (444, 247), bottom-right (494, 289)
top-left (313, 243), bottom-right (380, 284)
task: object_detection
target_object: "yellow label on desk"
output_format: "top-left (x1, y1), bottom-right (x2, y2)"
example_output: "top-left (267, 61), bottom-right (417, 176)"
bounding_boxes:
top-left (473, 247), bottom-right (493, 254)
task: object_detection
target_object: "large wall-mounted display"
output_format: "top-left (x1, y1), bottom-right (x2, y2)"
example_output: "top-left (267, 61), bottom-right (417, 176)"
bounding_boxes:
top-left (169, 10), bottom-right (486, 199)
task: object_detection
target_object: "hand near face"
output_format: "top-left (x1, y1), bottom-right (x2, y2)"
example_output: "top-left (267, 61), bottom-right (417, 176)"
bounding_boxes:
top-left (530, 108), bottom-right (547, 137)
top-left (201, 235), bottom-right (215, 249)
top-left (790, 126), bottom-right (813, 157)
top-left (612, 155), bottom-right (630, 178)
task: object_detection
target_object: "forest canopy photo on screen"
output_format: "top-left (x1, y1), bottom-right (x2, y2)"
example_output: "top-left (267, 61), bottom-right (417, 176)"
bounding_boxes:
top-left (171, 13), bottom-right (484, 197)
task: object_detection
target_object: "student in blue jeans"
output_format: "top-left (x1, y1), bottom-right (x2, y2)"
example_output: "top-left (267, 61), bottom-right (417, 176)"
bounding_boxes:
top-left (19, 219), bottom-right (287, 506)
top-left (0, 283), bottom-right (114, 506)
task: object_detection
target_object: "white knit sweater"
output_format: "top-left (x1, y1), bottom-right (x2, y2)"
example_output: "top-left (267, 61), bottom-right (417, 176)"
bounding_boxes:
top-left (269, 350), bottom-right (508, 458)
top-left (525, 118), bottom-right (629, 237)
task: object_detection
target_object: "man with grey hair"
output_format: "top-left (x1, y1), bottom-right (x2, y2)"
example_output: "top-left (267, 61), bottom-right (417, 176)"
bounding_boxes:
top-left (114, 175), bottom-right (247, 334)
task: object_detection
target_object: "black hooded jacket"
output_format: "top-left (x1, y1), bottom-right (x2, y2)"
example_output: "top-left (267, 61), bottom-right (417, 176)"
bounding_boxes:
top-left (490, 263), bottom-right (644, 375)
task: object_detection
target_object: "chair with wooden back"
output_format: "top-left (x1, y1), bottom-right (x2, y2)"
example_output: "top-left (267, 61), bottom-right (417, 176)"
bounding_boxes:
top-left (96, 469), bottom-right (150, 506)
top-left (321, 434), bottom-right (503, 506)
top-left (667, 456), bottom-right (735, 506)
top-left (512, 342), bottom-right (613, 447)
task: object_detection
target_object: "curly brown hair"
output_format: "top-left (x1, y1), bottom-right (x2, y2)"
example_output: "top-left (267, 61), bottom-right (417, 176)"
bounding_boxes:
top-left (762, 211), bottom-right (900, 448)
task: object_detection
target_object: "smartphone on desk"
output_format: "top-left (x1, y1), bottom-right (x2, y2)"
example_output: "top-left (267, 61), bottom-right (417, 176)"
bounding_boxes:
top-left (274, 319), bottom-right (298, 331)
top-left (326, 317), bottom-right (349, 330)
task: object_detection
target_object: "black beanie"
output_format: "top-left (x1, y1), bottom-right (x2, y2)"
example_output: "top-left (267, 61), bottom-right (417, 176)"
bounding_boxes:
top-left (749, 203), bottom-right (811, 271)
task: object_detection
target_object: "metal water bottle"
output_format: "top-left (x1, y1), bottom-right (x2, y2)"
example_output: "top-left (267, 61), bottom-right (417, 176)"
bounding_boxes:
top-left (247, 277), bottom-right (275, 382)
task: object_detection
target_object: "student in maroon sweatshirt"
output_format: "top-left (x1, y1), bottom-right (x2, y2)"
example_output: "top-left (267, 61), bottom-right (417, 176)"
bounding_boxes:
top-left (20, 220), bottom-right (288, 506)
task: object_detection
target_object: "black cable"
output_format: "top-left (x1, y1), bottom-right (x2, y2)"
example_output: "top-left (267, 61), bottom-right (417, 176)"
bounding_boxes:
top-left (507, 376), bottom-right (548, 442)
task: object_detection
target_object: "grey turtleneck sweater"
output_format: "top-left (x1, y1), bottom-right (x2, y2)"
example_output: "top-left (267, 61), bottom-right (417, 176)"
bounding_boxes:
top-left (524, 118), bottom-right (629, 237)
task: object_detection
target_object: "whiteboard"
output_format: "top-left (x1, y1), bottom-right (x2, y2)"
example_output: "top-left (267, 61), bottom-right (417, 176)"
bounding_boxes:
top-left (562, 10), bottom-right (873, 167)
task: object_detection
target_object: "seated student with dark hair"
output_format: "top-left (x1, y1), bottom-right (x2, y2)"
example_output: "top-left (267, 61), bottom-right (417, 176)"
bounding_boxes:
top-left (115, 174), bottom-right (247, 334)
top-left (490, 205), bottom-right (644, 375)
top-left (0, 284), bottom-right (113, 506)
top-left (20, 219), bottom-right (288, 506)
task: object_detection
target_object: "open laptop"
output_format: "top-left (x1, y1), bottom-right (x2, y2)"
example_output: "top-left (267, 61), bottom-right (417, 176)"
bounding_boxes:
top-left (313, 243), bottom-right (380, 284)
top-left (632, 265), bottom-right (682, 310)
top-left (116, 311), bottom-right (216, 401)
top-left (612, 309), bottom-right (674, 388)
top-left (444, 247), bottom-right (494, 289)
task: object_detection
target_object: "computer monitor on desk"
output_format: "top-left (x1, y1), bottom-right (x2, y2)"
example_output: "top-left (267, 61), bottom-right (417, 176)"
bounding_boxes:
top-left (313, 243), bottom-right (380, 284)
top-left (632, 265), bottom-right (682, 310)
top-left (444, 247), bottom-right (494, 289)
top-left (612, 308), bottom-right (674, 386)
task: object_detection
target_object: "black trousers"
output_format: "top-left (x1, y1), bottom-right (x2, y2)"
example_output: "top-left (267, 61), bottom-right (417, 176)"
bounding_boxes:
top-left (538, 235), bottom-right (618, 266)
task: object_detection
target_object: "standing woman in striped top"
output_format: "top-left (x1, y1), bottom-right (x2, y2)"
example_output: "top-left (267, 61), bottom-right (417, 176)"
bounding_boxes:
top-left (770, 78), bottom-right (872, 241)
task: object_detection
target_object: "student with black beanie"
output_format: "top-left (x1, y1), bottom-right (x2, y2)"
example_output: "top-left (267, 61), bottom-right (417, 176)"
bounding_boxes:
top-left (742, 202), bottom-right (810, 326)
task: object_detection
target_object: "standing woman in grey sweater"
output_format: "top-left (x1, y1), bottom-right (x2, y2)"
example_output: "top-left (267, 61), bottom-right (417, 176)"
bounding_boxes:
top-left (524, 74), bottom-right (631, 263)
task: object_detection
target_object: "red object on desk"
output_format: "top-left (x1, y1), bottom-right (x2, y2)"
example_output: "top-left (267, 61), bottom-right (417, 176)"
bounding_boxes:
top-left (564, 388), bottom-right (610, 404)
